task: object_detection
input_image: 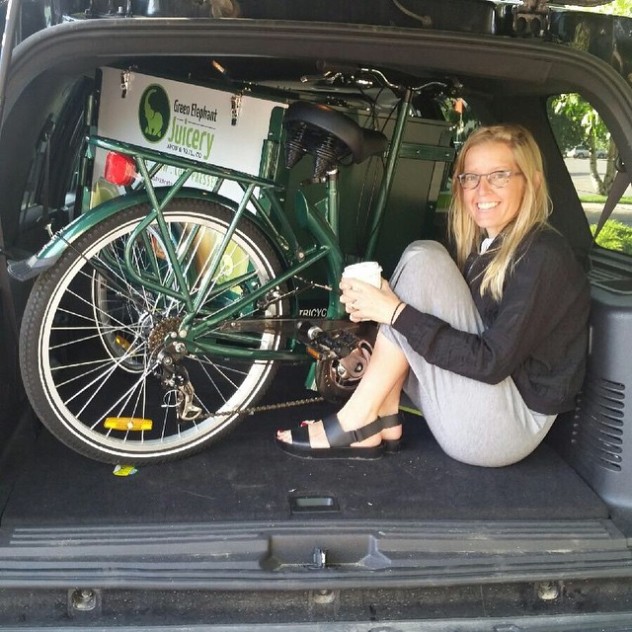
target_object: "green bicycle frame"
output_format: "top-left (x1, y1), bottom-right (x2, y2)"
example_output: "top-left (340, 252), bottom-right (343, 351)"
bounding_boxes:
top-left (28, 87), bottom-right (417, 362)
top-left (90, 137), bottom-right (344, 361)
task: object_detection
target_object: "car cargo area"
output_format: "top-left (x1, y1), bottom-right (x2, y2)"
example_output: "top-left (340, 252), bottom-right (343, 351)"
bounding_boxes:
top-left (3, 7), bottom-right (632, 628)
top-left (0, 365), bottom-right (611, 527)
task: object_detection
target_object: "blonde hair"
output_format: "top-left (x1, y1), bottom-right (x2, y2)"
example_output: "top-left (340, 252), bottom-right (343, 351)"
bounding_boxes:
top-left (449, 124), bottom-right (551, 301)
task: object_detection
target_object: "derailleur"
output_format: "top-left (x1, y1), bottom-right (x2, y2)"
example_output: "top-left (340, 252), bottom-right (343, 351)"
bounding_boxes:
top-left (298, 320), bottom-right (377, 402)
top-left (155, 352), bottom-right (205, 422)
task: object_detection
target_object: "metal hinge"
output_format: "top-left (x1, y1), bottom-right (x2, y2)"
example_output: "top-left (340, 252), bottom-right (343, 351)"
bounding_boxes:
top-left (513, 0), bottom-right (550, 37)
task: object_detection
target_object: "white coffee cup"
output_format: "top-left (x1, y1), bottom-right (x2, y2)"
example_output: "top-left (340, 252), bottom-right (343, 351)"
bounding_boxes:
top-left (342, 261), bottom-right (382, 288)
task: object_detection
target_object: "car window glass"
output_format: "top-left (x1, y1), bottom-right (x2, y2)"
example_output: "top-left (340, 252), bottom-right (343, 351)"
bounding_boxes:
top-left (548, 93), bottom-right (632, 255)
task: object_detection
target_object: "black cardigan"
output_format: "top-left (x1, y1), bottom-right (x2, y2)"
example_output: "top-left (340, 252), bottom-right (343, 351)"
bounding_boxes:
top-left (392, 228), bottom-right (590, 414)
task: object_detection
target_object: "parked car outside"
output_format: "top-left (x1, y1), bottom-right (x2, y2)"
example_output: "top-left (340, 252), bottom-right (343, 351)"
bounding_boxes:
top-left (1, 0), bottom-right (632, 630)
top-left (567, 145), bottom-right (590, 158)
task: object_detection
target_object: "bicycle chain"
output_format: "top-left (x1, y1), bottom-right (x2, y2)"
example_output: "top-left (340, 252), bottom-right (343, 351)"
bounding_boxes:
top-left (216, 395), bottom-right (326, 418)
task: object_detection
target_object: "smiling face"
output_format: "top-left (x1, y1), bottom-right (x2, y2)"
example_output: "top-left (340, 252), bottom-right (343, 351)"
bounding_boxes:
top-left (461, 141), bottom-right (526, 239)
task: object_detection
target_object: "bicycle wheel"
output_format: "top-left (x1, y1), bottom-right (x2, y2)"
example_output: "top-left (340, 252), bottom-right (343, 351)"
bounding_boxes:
top-left (20, 198), bottom-right (288, 464)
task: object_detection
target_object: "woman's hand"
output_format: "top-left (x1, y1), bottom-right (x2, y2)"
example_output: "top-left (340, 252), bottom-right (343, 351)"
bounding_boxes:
top-left (339, 277), bottom-right (404, 324)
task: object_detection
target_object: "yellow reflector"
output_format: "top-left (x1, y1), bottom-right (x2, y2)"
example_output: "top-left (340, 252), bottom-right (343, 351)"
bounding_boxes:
top-left (114, 335), bottom-right (131, 350)
top-left (104, 417), bottom-right (153, 431)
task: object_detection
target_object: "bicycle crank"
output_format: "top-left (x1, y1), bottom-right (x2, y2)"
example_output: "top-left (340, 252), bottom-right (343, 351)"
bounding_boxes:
top-left (218, 317), bottom-right (377, 402)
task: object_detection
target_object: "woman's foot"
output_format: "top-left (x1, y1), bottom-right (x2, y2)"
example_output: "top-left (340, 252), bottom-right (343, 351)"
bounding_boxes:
top-left (275, 412), bottom-right (402, 459)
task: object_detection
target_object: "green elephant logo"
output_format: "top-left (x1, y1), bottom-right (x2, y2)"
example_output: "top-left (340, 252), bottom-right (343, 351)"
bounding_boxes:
top-left (138, 84), bottom-right (170, 142)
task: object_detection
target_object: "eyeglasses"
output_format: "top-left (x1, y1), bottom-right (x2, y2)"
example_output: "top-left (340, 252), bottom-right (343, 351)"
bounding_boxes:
top-left (457, 170), bottom-right (523, 190)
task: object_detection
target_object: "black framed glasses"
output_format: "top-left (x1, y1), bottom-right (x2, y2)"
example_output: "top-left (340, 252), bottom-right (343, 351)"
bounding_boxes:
top-left (457, 170), bottom-right (523, 190)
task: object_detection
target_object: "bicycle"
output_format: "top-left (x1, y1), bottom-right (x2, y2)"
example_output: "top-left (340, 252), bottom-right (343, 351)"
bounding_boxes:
top-left (15, 66), bottom-right (454, 463)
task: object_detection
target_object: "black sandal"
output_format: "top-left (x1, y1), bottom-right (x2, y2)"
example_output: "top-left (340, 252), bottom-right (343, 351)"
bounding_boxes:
top-left (276, 412), bottom-right (402, 460)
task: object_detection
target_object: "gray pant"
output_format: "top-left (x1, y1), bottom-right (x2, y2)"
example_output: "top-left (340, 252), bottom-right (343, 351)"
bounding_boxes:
top-left (381, 241), bottom-right (555, 467)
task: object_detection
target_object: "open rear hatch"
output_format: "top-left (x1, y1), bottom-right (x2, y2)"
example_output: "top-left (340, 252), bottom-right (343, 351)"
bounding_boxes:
top-left (1, 2), bottom-right (632, 628)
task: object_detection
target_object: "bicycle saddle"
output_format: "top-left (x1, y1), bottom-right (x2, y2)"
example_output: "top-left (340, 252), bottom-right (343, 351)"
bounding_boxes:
top-left (284, 101), bottom-right (388, 177)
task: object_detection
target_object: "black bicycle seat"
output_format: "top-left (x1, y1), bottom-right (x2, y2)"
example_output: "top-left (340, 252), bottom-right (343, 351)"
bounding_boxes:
top-left (284, 101), bottom-right (388, 165)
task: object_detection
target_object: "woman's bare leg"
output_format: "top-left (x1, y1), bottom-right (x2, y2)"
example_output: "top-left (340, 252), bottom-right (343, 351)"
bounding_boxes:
top-left (276, 331), bottom-right (409, 448)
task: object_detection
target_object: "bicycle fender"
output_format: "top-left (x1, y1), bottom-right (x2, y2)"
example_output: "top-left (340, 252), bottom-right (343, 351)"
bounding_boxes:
top-left (8, 188), bottom-right (239, 281)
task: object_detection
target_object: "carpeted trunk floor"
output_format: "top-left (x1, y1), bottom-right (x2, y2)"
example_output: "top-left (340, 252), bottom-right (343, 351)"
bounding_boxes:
top-left (1, 367), bottom-right (608, 526)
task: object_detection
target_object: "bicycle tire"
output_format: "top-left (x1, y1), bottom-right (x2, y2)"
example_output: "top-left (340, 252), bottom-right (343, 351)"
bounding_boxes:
top-left (19, 198), bottom-right (288, 464)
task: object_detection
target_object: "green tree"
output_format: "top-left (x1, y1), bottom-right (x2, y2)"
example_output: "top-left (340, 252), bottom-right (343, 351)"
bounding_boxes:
top-left (550, 93), bottom-right (616, 195)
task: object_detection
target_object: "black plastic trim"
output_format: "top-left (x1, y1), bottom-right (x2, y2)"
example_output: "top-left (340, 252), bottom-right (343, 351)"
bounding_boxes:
top-left (1, 519), bottom-right (631, 590)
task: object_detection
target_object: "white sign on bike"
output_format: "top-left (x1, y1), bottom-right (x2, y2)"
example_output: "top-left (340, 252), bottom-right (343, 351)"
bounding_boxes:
top-left (92, 67), bottom-right (285, 205)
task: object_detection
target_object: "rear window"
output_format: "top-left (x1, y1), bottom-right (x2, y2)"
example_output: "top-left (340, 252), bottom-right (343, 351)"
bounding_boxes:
top-left (548, 93), bottom-right (632, 255)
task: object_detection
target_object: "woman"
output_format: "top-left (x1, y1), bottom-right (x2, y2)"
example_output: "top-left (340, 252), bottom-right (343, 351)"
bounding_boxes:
top-left (276, 124), bottom-right (590, 467)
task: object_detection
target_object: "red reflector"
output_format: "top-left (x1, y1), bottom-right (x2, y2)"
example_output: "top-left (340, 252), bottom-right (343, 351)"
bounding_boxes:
top-left (104, 152), bottom-right (137, 187)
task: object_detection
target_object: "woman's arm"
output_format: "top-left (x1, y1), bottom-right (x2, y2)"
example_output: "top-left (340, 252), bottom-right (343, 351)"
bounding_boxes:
top-left (393, 234), bottom-right (589, 384)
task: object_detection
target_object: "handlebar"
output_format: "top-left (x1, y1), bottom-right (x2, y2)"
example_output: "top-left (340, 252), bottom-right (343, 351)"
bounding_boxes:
top-left (306, 61), bottom-right (450, 97)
